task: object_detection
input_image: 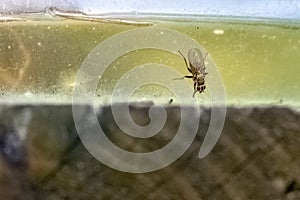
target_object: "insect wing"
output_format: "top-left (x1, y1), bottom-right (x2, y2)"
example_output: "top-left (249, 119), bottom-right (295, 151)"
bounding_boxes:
top-left (188, 48), bottom-right (206, 74)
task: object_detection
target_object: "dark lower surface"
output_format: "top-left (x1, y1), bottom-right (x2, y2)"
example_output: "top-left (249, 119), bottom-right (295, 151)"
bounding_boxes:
top-left (0, 104), bottom-right (299, 200)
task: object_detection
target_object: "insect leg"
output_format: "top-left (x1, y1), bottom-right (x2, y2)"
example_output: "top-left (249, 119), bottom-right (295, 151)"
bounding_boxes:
top-left (172, 75), bottom-right (193, 80)
top-left (178, 50), bottom-right (192, 73)
top-left (192, 90), bottom-right (197, 97)
top-left (192, 82), bottom-right (197, 97)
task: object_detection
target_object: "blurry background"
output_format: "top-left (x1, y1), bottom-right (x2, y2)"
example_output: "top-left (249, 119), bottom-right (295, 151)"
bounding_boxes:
top-left (0, 1), bottom-right (300, 200)
top-left (1, 0), bottom-right (300, 19)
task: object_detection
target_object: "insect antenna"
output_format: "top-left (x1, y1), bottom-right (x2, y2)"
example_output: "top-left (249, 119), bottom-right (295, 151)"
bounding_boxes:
top-left (178, 50), bottom-right (192, 73)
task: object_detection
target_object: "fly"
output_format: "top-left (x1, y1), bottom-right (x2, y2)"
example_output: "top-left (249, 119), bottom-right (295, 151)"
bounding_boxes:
top-left (174, 48), bottom-right (208, 97)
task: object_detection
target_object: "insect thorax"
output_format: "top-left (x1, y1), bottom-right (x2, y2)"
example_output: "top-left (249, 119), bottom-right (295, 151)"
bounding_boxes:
top-left (195, 74), bottom-right (205, 84)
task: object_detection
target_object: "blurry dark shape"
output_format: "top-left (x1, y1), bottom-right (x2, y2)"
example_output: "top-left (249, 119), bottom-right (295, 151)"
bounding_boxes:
top-left (285, 180), bottom-right (298, 193)
top-left (0, 123), bottom-right (36, 199)
top-left (0, 105), bottom-right (299, 199)
top-left (168, 98), bottom-right (173, 104)
top-left (279, 98), bottom-right (283, 104)
top-left (0, 125), bottom-right (27, 169)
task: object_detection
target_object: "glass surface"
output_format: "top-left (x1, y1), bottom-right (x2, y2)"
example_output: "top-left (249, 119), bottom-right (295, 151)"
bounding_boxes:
top-left (0, 2), bottom-right (300, 200)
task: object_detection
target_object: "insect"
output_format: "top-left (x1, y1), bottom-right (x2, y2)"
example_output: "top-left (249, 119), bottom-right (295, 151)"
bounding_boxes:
top-left (174, 48), bottom-right (208, 97)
